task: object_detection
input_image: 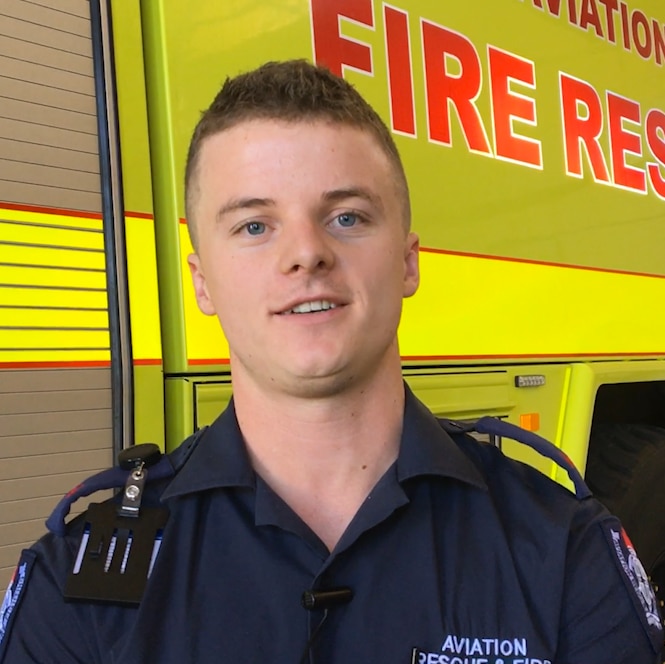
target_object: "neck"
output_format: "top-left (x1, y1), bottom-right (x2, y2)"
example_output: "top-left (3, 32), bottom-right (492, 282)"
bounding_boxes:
top-left (232, 362), bottom-right (406, 551)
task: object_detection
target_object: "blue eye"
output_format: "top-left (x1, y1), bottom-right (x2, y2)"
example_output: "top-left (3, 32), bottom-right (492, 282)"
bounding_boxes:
top-left (245, 221), bottom-right (265, 235)
top-left (336, 213), bottom-right (357, 228)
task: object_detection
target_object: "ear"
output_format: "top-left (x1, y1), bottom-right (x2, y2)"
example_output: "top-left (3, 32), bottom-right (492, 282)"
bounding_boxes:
top-left (402, 232), bottom-right (420, 298)
top-left (187, 253), bottom-right (216, 316)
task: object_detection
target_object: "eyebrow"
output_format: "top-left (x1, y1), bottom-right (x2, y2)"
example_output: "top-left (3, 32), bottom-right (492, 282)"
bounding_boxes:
top-left (216, 197), bottom-right (276, 222)
top-left (215, 187), bottom-right (383, 222)
top-left (321, 187), bottom-right (384, 212)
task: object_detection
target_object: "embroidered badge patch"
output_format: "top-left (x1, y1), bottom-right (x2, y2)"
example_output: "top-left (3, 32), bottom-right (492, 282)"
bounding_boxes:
top-left (411, 634), bottom-right (552, 663)
top-left (602, 520), bottom-right (663, 652)
top-left (0, 550), bottom-right (37, 659)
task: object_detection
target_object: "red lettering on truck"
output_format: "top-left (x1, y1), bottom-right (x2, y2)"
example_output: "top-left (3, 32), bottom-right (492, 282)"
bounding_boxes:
top-left (646, 109), bottom-right (665, 199)
top-left (530, 0), bottom-right (578, 26)
top-left (422, 20), bottom-right (492, 155)
top-left (654, 20), bottom-right (665, 65)
top-left (607, 92), bottom-right (646, 193)
top-left (310, 0), bottom-right (373, 77)
top-left (385, 4), bottom-right (416, 136)
top-left (525, 0), bottom-right (665, 66)
top-left (560, 73), bottom-right (610, 182)
top-left (619, 1), bottom-right (632, 50)
top-left (488, 46), bottom-right (542, 168)
top-left (579, 0), bottom-right (604, 37)
top-left (597, 0), bottom-right (619, 43)
top-left (631, 9), bottom-right (652, 59)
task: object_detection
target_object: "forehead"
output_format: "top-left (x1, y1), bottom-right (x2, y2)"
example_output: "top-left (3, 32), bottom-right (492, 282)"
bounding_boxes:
top-left (196, 119), bottom-right (394, 189)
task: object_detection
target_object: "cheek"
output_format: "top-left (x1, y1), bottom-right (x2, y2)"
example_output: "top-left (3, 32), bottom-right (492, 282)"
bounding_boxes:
top-left (207, 262), bottom-right (258, 322)
top-left (363, 256), bottom-right (406, 307)
top-left (211, 283), bottom-right (243, 319)
top-left (212, 290), bottom-right (248, 344)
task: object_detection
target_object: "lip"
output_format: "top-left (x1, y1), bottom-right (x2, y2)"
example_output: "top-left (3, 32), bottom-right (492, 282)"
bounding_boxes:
top-left (274, 296), bottom-right (347, 316)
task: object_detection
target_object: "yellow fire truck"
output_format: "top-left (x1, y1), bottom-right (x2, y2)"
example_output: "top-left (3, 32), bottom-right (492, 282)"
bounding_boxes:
top-left (1, 0), bottom-right (664, 596)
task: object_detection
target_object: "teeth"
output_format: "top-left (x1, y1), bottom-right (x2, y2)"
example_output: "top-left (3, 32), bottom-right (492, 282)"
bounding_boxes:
top-left (288, 300), bottom-right (337, 314)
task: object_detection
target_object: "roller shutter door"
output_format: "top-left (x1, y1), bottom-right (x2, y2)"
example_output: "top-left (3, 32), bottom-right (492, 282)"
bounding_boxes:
top-left (0, 0), bottom-right (113, 589)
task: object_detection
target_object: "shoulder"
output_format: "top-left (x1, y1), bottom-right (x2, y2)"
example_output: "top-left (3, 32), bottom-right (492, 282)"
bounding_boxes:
top-left (435, 417), bottom-right (630, 562)
top-left (22, 432), bottom-right (205, 598)
top-left (445, 418), bottom-right (590, 518)
top-left (0, 434), bottom-right (207, 661)
top-left (440, 419), bottom-right (663, 656)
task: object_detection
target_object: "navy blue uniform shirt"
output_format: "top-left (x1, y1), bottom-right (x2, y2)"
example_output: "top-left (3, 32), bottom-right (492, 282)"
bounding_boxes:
top-left (1, 388), bottom-right (662, 663)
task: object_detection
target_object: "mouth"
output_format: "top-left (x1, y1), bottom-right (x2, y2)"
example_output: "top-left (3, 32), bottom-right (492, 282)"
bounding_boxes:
top-left (279, 299), bottom-right (340, 315)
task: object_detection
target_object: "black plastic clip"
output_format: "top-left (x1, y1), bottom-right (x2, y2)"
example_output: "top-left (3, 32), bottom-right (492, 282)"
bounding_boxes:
top-left (64, 444), bottom-right (168, 605)
top-left (64, 502), bottom-right (168, 605)
top-left (117, 443), bottom-right (161, 519)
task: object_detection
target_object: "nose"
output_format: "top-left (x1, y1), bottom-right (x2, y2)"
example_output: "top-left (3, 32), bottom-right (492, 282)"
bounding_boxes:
top-left (278, 218), bottom-right (335, 275)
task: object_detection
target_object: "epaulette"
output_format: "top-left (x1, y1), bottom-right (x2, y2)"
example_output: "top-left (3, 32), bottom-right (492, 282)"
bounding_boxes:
top-left (439, 416), bottom-right (592, 500)
top-left (45, 427), bottom-right (207, 606)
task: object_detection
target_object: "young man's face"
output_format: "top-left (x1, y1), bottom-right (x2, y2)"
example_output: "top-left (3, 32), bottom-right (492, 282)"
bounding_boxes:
top-left (188, 119), bottom-right (419, 399)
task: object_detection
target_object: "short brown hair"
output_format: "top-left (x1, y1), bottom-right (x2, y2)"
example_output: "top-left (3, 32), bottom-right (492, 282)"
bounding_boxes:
top-left (184, 59), bottom-right (410, 250)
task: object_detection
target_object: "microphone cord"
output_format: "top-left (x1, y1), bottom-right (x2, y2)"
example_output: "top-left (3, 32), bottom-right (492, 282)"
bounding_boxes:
top-left (298, 608), bottom-right (329, 664)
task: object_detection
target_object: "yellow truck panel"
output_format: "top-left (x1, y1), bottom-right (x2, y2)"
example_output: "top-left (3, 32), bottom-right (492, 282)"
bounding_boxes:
top-left (1, 0), bottom-right (665, 599)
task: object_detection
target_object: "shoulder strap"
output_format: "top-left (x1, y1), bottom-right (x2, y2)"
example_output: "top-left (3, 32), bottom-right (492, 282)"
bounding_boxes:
top-left (440, 416), bottom-right (592, 500)
top-left (46, 428), bottom-right (208, 537)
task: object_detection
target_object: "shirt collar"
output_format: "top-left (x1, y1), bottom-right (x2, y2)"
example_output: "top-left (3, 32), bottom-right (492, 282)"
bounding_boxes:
top-left (161, 384), bottom-right (486, 501)
top-left (397, 384), bottom-right (487, 490)
top-left (161, 400), bottom-right (254, 501)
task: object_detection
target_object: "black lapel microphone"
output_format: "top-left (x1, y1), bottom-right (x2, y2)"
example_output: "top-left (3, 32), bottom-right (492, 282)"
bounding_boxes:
top-left (301, 586), bottom-right (353, 610)
top-left (299, 587), bottom-right (354, 664)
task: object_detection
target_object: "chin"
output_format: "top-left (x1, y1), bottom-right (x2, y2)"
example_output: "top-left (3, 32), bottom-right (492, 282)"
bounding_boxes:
top-left (284, 370), bottom-right (354, 400)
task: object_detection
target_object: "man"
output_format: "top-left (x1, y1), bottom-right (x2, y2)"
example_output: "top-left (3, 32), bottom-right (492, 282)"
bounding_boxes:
top-left (0, 60), bottom-right (662, 663)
